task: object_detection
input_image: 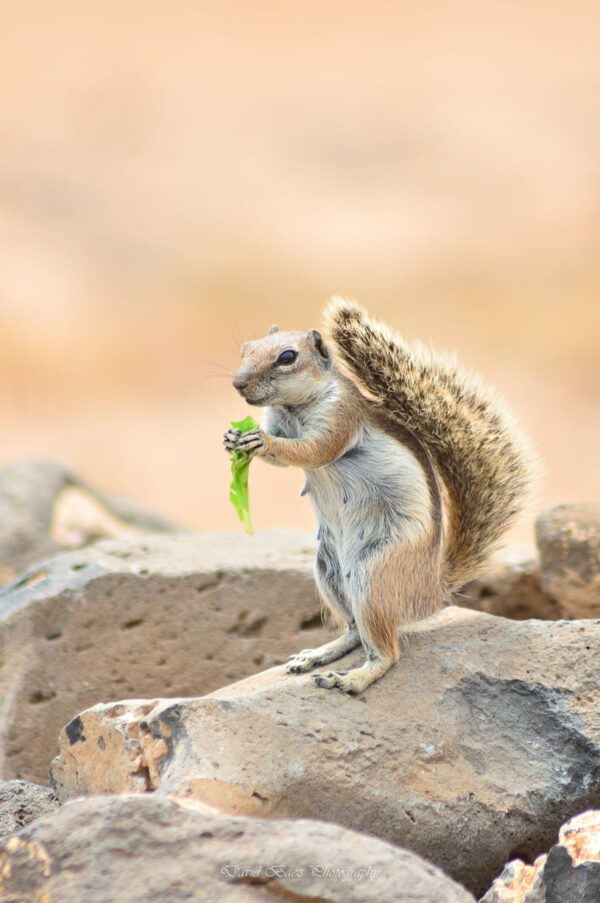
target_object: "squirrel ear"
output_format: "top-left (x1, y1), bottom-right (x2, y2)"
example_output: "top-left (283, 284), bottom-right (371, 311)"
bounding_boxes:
top-left (268, 324), bottom-right (279, 334)
top-left (308, 329), bottom-right (330, 364)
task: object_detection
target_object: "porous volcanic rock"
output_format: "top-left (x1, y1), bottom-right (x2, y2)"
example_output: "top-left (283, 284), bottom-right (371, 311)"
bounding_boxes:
top-left (0, 780), bottom-right (59, 839)
top-left (0, 458), bottom-right (180, 585)
top-left (0, 531), bottom-right (326, 783)
top-left (535, 503), bottom-right (600, 618)
top-left (458, 546), bottom-right (559, 620)
top-left (50, 607), bottom-right (600, 896)
top-left (481, 809), bottom-right (600, 903)
top-left (0, 794), bottom-right (475, 903)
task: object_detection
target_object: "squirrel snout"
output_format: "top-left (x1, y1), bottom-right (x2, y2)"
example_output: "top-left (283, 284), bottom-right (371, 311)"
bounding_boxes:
top-left (232, 373), bottom-right (249, 392)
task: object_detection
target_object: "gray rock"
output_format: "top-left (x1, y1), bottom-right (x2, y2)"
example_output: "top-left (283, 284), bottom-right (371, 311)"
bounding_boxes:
top-left (0, 780), bottom-right (59, 839)
top-left (0, 531), bottom-right (326, 783)
top-left (535, 504), bottom-right (600, 619)
top-left (541, 845), bottom-right (600, 903)
top-left (50, 607), bottom-right (600, 897)
top-left (0, 458), bottom-right (181, 584)
top-left (0, 794), bottom-right (475, 903)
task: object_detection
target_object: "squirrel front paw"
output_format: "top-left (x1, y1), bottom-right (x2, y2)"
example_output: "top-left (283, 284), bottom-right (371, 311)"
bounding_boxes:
top-left (223, 427), bottom-right (241, 453)
top-left (223, 427), bottom-right (265, 455)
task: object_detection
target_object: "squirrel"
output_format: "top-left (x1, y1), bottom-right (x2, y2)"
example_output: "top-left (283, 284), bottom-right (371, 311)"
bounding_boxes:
top-left (223, 298), bottom-right (540, 694)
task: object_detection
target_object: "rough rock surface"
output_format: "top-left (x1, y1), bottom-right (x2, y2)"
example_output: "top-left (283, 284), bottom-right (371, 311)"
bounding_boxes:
top-left (0, 794), bottom-right (475, 903)
top-left (0, 780), bottom-right (59, 839)
top-left (50, 607), bottom-right (600, 897)
top-left (458, 546), bottom-right (559, 620)
top-left (0, 458), bottom-right (181, 585)
top-left (481, 809), bottom-right (600, 902)
top-left (535, 503), bottom-right (600, 618)
top-left (0, 531), bottom-right (327, 783)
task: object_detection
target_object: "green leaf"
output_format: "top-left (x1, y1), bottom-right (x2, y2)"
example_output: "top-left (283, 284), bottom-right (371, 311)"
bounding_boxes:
top-left (229, 415), bottom-right (260, 534)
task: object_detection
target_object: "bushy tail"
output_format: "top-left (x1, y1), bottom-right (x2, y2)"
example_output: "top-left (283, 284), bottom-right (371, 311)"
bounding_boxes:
top-left (324, 298), bottom-right (541, 589)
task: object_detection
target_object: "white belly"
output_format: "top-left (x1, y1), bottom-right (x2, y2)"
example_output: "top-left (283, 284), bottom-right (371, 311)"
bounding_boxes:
top-left (305, 424), bottom-right (432, 563)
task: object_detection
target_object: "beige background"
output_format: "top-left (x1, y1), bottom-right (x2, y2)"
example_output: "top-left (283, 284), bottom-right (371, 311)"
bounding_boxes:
top-left (1, 2), bottom-right (599, 542)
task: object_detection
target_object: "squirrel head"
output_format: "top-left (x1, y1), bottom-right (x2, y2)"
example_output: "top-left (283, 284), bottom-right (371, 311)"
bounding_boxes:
top-left (233, 326), bottom-right (333, 406)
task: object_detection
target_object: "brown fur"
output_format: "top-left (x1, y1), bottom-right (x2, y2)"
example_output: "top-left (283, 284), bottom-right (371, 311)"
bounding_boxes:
top-left (324, 298), bottom-right (541, 590)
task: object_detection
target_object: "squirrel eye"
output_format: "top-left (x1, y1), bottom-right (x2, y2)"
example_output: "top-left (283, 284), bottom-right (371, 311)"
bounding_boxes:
top-left (276, 349), bottom-right (298, 365)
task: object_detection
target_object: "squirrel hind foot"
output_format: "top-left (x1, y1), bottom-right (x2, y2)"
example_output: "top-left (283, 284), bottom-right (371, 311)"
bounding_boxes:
top-left (313, 656), bottom-right (395, 694)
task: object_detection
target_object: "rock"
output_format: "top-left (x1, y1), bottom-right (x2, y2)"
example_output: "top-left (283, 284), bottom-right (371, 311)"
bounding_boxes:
top-left (479, 857), bottom-right (547, 903)
top-left (458, 546), bottom-right (559, 620)
top-left (0, 458), bottom-right (181, 584)
top-left (535, 504), bottom-right (600, 618)
top-left (481, 809), bottom-right (600, 902)
top-left (0, 531), bottom-right (326, 783)
top-left (50, 607), bottom-right (600, 897)
top-left (0, 794), bottom-right (475, 903)
top-left (0, 780), bottom-right (59, 839)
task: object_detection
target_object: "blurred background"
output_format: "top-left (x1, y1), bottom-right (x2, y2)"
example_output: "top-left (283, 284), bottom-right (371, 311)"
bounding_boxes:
top-left (1, 1), bottom-right (599, 541)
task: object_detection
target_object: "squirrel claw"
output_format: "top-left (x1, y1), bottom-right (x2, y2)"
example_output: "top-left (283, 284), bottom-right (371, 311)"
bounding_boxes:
top-left (235, 429), bottom-right (264, 453)
top-left (223, 427), bottom-right (264, 456)
top-left (285, 653), bottom-right (317, 674)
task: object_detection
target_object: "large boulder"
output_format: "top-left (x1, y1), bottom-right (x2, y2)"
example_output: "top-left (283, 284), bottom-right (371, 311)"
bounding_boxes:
top-left (0, 780), bottom-right (59, 839)
top-left (0, 531), bottom-right (326, 783)
top-left (50, 607), bottom-right (600, 897)
top-left (535, 504), bottom-right (600, 619)
top-left (0, 458), bottom-right (181, 585)
top-left (0, 794), bottom-right (475, 903)
top-left (481, 809), bottom-right (600, 903)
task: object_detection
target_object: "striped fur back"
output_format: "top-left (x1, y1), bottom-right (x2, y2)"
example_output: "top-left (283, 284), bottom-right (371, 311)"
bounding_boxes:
top-left (324, 298), bottom-right (540, 589)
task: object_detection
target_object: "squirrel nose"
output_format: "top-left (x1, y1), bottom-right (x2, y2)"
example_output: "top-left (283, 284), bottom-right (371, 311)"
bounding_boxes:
top-left (233, 374), bottom-right (248, 391)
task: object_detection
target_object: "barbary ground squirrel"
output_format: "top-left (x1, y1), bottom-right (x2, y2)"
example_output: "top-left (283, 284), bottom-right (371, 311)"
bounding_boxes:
top-left (223, 299), bottom-right (540, 693)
